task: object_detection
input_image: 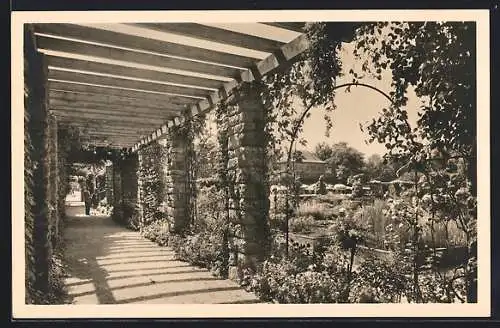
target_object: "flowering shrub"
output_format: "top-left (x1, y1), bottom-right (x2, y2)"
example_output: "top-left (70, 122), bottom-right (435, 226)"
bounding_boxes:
top-left (243, 241), bottom-right (354, 303)
top-left (141, 219), bottom-right (170, 245)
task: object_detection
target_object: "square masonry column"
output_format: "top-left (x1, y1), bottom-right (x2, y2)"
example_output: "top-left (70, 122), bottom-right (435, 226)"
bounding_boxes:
top-left (226, 82), bottom-right (271, 272)
top-left (161, 131), bottom-right (189, 234)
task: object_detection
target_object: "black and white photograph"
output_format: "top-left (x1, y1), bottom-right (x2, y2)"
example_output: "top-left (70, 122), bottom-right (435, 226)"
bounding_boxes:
top-left (12, 9), bottom-right (491, 318)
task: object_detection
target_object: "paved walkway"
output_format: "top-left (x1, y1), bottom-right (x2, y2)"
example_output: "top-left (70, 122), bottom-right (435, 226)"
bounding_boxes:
top-left (62, 213), bottom-right (260, 304)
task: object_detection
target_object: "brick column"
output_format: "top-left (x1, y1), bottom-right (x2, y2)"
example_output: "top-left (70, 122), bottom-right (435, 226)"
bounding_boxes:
top-left (162, 132), bottom-right (189, 234)
top-left (226, 82), bottom-right (271, 271)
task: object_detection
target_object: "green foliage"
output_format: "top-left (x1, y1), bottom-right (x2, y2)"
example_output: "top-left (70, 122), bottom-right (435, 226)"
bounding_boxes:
top-left (314, 142), bottom-right (334, 161)
top-left (289, 215), bottom-right (316, 234)
top-left (142, 219), bottom-right (170, 246)
top-left (350, 254), bottom-right (409, 303)
top-left (111, 202), bottom-right (140, 231)
top-left (137, 142), bottom-right (166, 225)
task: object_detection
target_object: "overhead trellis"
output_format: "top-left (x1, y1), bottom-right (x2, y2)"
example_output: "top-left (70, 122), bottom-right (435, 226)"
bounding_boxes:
top-left (31, 22), bottom-right (310, 151)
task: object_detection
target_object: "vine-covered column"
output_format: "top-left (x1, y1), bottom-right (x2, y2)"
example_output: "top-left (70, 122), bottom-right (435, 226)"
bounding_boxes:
top-left (164, 129), bottom-right (189, 234)
top-left (24, 24), bottom-right (51, 295)
top-left (48, 114), bottom-right (59, 247)
top-left (226, 82), bottom-right (271, 272)
top-left (105, 162), bottom-right (113, 205)
top-left (137, 141), bottom-right (166, 226)
top-left (121, 153), bottom-right (139, 211)
top-left (112, 159), bottom-right (123, 215)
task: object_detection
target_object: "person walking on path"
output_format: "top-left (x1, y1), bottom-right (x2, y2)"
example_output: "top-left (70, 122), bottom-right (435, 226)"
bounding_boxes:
top-left (83, 187), bottom-right (91, 216)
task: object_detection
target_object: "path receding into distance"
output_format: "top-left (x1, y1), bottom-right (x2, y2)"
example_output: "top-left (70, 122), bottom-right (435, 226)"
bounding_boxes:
top-left (62, 212), bottom-right (260, 304)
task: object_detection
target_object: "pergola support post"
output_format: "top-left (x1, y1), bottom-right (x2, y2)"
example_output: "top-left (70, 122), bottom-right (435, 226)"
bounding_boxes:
top-left (120, 153), bottom-right (139, 224)
top-left (226, 82), bottom-right (271, 276)
top-left (112, 159), bottom-right (123, 216)
top-left (163, 131), bottom-right (189, 234)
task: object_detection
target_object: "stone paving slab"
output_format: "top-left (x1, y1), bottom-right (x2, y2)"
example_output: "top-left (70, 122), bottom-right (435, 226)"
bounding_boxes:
top-left (62, 214), bottom-right (260, 304)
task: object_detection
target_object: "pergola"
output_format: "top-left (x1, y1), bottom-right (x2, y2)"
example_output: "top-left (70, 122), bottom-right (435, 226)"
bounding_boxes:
top-left (31, 22), bottom-right (309, 151)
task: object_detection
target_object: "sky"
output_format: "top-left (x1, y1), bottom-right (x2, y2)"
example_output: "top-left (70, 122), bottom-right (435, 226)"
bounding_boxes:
top-left (296, 42), bottom-right (424, 158)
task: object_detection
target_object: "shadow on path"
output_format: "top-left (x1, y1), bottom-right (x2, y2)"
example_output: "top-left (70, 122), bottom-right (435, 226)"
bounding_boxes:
top-left (62, 214), bottom-right (260, 304)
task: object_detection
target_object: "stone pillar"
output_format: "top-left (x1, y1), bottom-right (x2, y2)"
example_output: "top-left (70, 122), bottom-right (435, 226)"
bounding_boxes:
top-left (226, 82), bottom-right (270, 271)
top-left (137, 150), bottom-right (144, 229)
top-left (121, 154), bottom-right (139, 208)
top-left (105, 163), bottom-right (113, 204)
top-left (48, 115), bottom-right (59, 247)
top-left (112, 160), bottom-right (122, 210)
top-left (162, 132), bottom-right (189, 234)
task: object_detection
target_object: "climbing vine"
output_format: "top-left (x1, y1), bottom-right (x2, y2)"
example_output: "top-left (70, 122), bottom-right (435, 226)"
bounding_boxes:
top-left (137, 141), bottom-right (167, 225)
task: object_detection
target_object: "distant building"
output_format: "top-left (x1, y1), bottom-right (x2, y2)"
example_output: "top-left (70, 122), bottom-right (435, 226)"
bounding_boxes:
top-left (275, 150), bottom-right (329, 184)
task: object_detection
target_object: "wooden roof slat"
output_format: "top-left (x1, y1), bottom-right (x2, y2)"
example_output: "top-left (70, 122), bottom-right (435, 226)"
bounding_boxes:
top-left (49, 103), bottom-right (178, 120)
top-left (48, 69), bottom-right (212, 98)
top-left (36, 35), bottom-right (244, 78)
top-left (130, 23), bottom-right (285, 54)
top-left (82, 132), bottom-right (144, 138)
top-left (48, 81), bottom-right (199, 105)
top-left (50, 110), bottom-right (167, 125)
top-left (49, 90), bottom-right (187, 111)
top-left (46, 55), bottom-right (227, 90)
top-left (50, 107), bottom-right (172, 122)
top-left (34, 23), bottom-right (260, 69)
top-left (49, 98), bottom-right (182, 115)
top-left (68, 124), bottom-right (153, 134)
top-left (59, 120), bottom-right (157, 130)
top-left (260, 22), bottom-right (305, 32)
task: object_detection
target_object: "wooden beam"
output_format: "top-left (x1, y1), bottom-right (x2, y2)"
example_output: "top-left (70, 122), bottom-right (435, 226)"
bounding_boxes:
top-left (49, 104), bottom-right (178, 121)
top-left (48, 69), bottom-right (212, 98)
top-left (49, 90), bottom-right (187, 111)
top-left (77, 129), bottom-right (150, 137)
top-left (260, 22), bottom-right (305, 32)
top-left (50, 109), bottom-right (166, 125)
top-left (131, 23), bottom-right (285, 54)
top-left (35, 23), bottom-right (259, 69)
top-left (48, 81), bottom-right (199, 105)
top-left (46, 55), bottom-right (227, 90)
top-left (59, 118), bottom-right (158, 129)
top-left (35, 35), bottom-right (243, 78)
top-left (49, 98), bottom-right (182, 117)
top-left (69, 124), bottom-right (152, 134)
top-left (133, 31), bottom-right (310, 153)
top-left (83, 132), bottom-right (142, 139)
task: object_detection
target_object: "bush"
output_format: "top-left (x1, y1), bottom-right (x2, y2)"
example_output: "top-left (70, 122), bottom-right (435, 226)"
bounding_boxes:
top-left (244, 243), bottom-right (350, 303)
top-left (269, 213), bottom-right (287, 231)
top-left (111, 201), bottom-right (141, 230)
top-left (289, 215), bottom-right (316, 234)
top-left (142, 219), bottom-right (170, 245)
top-left (167, 231), bottom-right (228, 277)
top-left (296, 199), bottom-right (335, 221)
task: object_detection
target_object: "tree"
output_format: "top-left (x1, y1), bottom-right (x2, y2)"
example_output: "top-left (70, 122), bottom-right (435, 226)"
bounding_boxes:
top-left (314, 142), bottom-right (334, 161)
top-left (350, 21), bottom-right (477, 302)
top-left (260, 21), bottom-right (476, 302)
top-left (364, 154), bottom-right (398, 182)
top-left (326, 142), bottom-right (365, 184)
top-left (292, 150), bottom-right (305, 163)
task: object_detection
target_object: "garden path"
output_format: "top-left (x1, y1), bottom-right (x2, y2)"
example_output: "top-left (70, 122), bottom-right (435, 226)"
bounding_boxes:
top-left (62, 214), bottom-right (260, 304)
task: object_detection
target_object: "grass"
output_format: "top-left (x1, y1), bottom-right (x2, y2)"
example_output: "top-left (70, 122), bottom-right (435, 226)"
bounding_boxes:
top-left (296, 199), bottom-right (336, 221)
